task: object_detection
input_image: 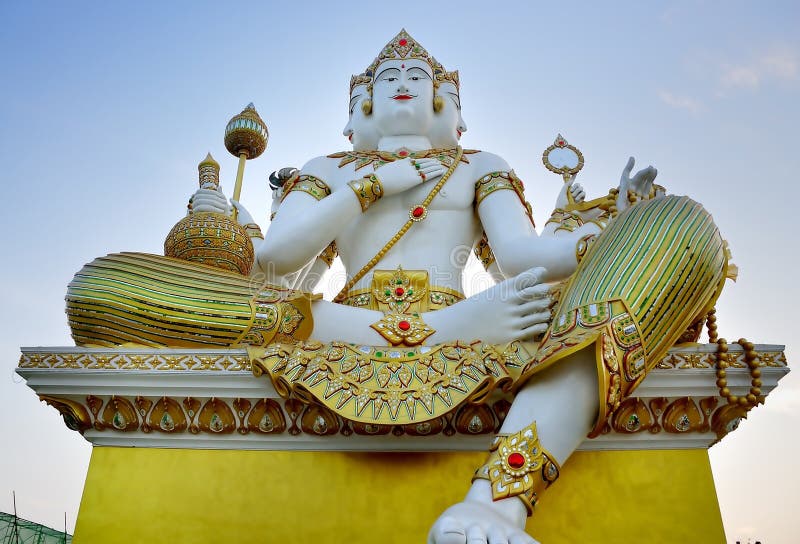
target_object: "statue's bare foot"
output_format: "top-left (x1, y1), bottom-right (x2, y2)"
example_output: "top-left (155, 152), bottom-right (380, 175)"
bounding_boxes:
top-left (428, 501), bottom-right (538, 544)
top-left (425, 266), bottom-right (552, 345)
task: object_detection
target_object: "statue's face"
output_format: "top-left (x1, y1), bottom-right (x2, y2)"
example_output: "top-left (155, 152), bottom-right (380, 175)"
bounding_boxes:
top-left (371, 59), bottom-right (435, 137)
top-left (428, 82), bottom-right (467, 149)
top-left (343, 85), bottom-right (380, 151)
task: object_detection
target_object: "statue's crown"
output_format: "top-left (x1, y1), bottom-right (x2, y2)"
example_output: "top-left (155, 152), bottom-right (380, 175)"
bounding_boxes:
top-left (351, 30), bottom-right (459, 94)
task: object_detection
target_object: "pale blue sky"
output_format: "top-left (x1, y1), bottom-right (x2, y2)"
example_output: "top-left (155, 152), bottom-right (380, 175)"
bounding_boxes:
top-left (1, 2), bottom-right (798, 541)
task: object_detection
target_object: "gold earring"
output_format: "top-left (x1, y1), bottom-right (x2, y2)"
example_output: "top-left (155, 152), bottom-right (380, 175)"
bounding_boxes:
top-left (433, 95), bottom-right (444, 113)
top-left (361, 99), bottom-right (373, 116)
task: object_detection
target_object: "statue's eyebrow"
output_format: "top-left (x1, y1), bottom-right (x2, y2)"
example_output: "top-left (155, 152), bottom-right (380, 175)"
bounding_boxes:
top-left (407, 67), bottom-right (432, 79)
top-left (376, 67), bottom-right (401, 80)
top-left (447, 91), bottom-right (461, 110)
top-left (349, 93), bottom-right (362, 113)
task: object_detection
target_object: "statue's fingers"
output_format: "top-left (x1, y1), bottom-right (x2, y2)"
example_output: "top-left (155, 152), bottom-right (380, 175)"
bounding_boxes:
top-left (622, 156), bottom-right (635, 178)
top-left (420, 165), bottom-right (444, 174)
top-left (465, 524), bottom-right (488, 544)
top-left (432, 517), bottom-right (467, 544)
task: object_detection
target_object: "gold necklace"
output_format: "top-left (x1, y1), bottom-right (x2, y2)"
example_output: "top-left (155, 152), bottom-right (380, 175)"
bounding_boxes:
top-left (328, 147), bottom-right (476, 171)
top-left (333, 146), bottom-right (464, 302)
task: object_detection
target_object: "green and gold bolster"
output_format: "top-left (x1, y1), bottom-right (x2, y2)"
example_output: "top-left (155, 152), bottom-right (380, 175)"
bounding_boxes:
top-left (517, 195), bottom-right (729, 437)
top-left (65, 252), bottom-right (314, 348)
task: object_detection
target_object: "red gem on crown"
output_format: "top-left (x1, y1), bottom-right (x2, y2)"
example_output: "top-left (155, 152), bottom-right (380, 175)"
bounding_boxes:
top-left (398, 38), bottom-right (408, 46)
top-left (507, 452), bottom-right (526, 469)
top-left (398, 320), bottom-right (411, 331)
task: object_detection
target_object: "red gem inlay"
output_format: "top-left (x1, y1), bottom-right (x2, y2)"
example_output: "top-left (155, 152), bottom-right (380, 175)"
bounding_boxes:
top-left (398, 39), bottom-right (408, 46)
top-left (398, 150), bottom-right (409, 157)
top-left (395, 287), bottom-right (405, 297)
top-left (398, 320), bottom-right (411, 331)
top-left (507, 452), bottom-right (525, 469)
top-left (412, 206), bottom-right (425, 218)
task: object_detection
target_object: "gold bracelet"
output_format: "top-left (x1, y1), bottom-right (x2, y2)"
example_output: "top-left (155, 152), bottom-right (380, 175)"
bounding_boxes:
top-left (575, 233), bottom-right (596, 263)
top-left (243, 223), bottom-right (264, 240)
top-left (348, 173), bottom-right (384, 212)
top-left (472, 421), bottom-right (560, 515)
top-left (370, 312), bottom-right (435, 346)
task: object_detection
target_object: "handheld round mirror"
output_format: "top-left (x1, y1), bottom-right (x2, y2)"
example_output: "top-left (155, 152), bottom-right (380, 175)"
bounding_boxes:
top-left (542, 134), bottom-right (584, 180)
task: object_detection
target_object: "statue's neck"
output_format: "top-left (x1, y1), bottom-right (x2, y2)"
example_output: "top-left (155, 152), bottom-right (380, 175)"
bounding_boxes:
top-left (377, 136), bottom-right (433, 152)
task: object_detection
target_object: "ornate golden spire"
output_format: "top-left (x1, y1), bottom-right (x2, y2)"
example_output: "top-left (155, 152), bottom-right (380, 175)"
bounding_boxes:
top-left (197, 152), bottom-right (220, 189)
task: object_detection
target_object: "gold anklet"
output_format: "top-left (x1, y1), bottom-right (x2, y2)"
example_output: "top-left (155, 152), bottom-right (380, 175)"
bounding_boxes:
top-left (472, 421), bottom-right (560, 515)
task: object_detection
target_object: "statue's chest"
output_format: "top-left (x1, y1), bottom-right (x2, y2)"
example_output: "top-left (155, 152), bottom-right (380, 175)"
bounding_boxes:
top-left (399, 168), bottom-right (475, 211)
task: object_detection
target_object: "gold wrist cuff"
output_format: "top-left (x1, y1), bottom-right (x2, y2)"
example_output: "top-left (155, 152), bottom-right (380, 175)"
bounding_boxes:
top-left (348, 173), bottom-right (384, 212)
top-left (472, 421), bottom-right (560, 515)
top-left (370, 312), bottom-right (435, 346)
top-left (575, 233), bottom-right (596, 263)
top-left (243, 223), bottom-right (264, 240)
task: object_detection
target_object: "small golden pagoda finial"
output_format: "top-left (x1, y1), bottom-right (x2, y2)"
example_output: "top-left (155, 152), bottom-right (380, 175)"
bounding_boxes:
top-left (198, 152), bottom-right (220, 190)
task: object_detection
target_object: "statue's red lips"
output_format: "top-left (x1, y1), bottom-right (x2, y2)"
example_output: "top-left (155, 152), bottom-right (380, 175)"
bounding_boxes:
top-left (392, 94), bottom-right (415, 100)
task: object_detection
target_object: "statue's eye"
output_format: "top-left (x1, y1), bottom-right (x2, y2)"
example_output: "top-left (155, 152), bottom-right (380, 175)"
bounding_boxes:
top-left (410, 76), bottom-right (420, 81)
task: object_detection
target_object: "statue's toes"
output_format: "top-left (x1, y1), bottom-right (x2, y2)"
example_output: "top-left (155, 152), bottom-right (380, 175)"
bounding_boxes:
top-left (465, 523), bottom-right (489, 543)
top-left (431, 516), bottom-right (467, 544)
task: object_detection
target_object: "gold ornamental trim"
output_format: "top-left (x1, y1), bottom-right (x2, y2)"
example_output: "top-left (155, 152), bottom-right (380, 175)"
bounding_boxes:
top-left (248, 340), bottom-right (538, 425)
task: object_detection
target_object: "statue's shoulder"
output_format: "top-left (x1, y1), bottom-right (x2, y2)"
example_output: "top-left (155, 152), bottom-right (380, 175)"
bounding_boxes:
top-left (467, 150), bottom-right (512, 176)
top-left (299, 154), bottom-right (341, 179)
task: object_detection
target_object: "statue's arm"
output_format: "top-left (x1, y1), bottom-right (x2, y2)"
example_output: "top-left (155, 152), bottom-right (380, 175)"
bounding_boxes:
top-left (475, 153), bottom-right (600, 282)
top-left (257, 157), bottom-right (361, 277)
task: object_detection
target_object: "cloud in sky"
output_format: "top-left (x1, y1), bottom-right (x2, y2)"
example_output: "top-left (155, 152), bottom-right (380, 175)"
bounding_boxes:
top-left (658, 90), bottom-right (703, 113)
top-left (720, 47), bottom-right (799, 90)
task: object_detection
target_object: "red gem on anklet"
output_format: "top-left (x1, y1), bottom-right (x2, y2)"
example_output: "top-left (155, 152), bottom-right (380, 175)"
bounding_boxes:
top-left (398, 320), bottom-right (411, 331)
top-left (507, 453), bottom-right (525, 469)
top-left (395, 287), bottom-right (405, 297)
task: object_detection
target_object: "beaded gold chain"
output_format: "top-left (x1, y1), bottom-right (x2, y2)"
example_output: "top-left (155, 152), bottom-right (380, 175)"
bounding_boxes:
top-left (333, 146), bottom-right (464, 303)
top-left (707, 309), bottom-right (763, 408)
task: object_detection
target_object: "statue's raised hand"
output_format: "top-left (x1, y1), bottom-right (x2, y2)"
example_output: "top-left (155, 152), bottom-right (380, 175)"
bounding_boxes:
top-left (189, 187), bottom-right (232, 216)
top-left (554, 176), bottom-right (586, 209)
top-left (617, 157), bottom-right (657, 212)
top-left (373, 158), bottom-right (446, 197)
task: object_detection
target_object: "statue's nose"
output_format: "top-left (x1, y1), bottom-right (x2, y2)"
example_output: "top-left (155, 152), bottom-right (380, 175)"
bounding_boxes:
top-left (397, 81), bottom-right (409, 93)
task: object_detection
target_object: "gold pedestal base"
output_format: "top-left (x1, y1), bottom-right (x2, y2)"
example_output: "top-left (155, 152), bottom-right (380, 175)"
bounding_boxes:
top-left (74, 447), bottom-right (725, 543)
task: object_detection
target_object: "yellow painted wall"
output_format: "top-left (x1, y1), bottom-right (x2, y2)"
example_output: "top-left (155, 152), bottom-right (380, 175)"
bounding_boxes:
top-left (74, 447), bottom-right (725, 543)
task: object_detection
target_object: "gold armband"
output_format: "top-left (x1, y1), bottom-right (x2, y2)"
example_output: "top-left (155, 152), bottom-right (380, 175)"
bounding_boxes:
top-left (370, 312), bottom-right (435, 346)
top-left (348, 173), bottom-right (384, 212)
top-left (318, 241), bottom-right (338, 267)
top-left (281, 174), bottom-right (332, 203)
top-left (243, 223), bottom-right (264, 240)
top-left (475, 170), bottom-right (535, 227)
top-left (472, 422), bottom-right (560, 515)
top-left (473, 232), bottom-right (496, 270)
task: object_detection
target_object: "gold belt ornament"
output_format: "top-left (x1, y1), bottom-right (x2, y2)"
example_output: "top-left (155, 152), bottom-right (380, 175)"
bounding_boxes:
top-left (338, 267), bottom-right (464, 314)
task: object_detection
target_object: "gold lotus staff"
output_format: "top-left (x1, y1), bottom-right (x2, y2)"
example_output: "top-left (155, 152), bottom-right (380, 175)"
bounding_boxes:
top-left (224, 103), bottom-right (269, 221)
